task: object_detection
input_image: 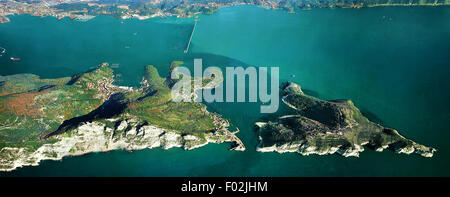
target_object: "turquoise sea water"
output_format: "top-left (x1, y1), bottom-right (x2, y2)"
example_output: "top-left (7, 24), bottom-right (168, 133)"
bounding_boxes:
top-left (0, 5), bottom-right (449, 176)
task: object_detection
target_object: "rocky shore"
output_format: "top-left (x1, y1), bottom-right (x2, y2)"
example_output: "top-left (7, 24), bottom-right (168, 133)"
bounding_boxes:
top-left (0, 113), bottom-right (244, 172)
top-left (0, 62), bottom-right (244, 172)
top-left (255, 82), bottom-right (436, 158)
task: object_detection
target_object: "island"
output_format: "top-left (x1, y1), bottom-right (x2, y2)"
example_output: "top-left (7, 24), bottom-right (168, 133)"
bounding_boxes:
top-left (255, 82), bottom-right (436, 157)
top-left (0, 64), bottom-right (438, 172)
top-left (0, 62), bottom-right (244, 172)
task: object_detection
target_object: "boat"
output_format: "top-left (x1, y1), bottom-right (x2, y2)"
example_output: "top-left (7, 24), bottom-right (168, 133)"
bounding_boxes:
top-left (10, 57), bottom-right (21, 61)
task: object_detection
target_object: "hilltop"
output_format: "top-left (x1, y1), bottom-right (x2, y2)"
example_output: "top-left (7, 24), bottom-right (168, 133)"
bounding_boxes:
top-left (0, 62), bottom-right (244, 172)
top-left (255, 82), bottom-right (436, 157)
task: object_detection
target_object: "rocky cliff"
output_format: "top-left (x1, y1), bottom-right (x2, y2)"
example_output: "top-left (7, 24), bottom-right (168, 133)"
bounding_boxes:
top-left (255, 82), bottom-right (436, 157)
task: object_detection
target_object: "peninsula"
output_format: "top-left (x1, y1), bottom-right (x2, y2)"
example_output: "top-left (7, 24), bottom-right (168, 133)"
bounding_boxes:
top-left (0, 62), bottom-right (245, 172)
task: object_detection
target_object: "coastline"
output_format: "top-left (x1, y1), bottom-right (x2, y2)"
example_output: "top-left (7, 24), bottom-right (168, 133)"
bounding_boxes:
top-left (0, 62), bottom-right (245, 172)
top-left (0, 3), bottom-right (447, 177)
top-left (0, 115), bottom-right (245, 172)
top-left (2, 2), bottom-right (450, 24)
top-left (254, 82), bottom-right (436, 158)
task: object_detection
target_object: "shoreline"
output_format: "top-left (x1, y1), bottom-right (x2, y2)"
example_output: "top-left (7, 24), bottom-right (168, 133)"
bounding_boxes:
top-left (0, 63), bottom-right (245, 172)
top-left (255, 82), bottom-right (436, 159)
top-left (0, 118), bottom-right (245, 172)
top-left (2, 3), bottom-right (450, 24)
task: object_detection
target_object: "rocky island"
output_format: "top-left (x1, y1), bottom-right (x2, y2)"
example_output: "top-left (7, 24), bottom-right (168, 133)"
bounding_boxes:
top-left (0, 62), bottom-right (244, 172)
top-left (255, 82), bottom-right (436, 157)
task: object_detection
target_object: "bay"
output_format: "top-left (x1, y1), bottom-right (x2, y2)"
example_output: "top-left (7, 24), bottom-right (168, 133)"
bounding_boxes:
top-left (1, 5), bottom-right (449, 176)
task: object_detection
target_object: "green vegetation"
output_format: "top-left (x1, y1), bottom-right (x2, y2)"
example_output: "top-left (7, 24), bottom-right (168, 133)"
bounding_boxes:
top-left (48, 0), bottom-right (450, 20)
top-left (0, 74), bottom-right (70, 96)
top-left (256, 82), bottom-right (436, 157)
top-left (0, 61), bottom-right (224, 155)
top-left (0, 60), bottom-right (242, 171)
top-left (126, 62), bottom-right (217, 135)
top-left (0, 63), bottom-right (118, 150)
top-left (52, 0), bottom-right (221, 19)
